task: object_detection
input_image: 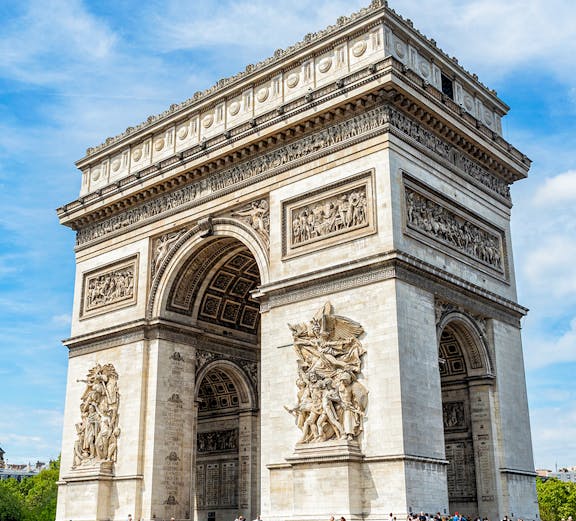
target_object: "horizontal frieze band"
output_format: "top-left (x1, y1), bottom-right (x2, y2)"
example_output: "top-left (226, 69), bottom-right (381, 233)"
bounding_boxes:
top-left (258, 249), bottom-right (526, 322)
top-left (75, 102), bottom-right (509, 248)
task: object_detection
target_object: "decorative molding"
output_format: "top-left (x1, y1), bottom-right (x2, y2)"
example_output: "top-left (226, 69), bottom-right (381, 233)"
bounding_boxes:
top-left (75, 104), bottom-right (390, 247)
top-left (404, 178), bottom-right (506, 275)
top-left (72, 364), bottom-right (120, 469)
top-left (82, 0), bottom-right (389, 158)
top-left (80, 255), bottom-right (138, 318)
top-left (195, 348), bottom-right (259, 397)
top-left (75, 103), bottom-right (509, 248)
top-left (282, 171), bottom-right (376, 258)
top-left (388, 108), bottom-right (510, 200)
top-left (435, 299), bottom-right (488, 338)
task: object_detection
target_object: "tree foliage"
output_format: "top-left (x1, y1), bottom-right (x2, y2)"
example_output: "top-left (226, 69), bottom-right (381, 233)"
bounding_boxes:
top-left (538, 477), bottom-right (576, 521)
top-left (0, 456), bottom-right (59, 521)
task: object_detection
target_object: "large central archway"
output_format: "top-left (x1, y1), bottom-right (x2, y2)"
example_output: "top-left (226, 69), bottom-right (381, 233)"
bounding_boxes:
top-left (155, 230), bottom-right (264, 521)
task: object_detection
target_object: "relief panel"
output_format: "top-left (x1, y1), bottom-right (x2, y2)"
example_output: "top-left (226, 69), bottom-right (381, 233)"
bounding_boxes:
top-left (403, 176), bottom-right (507, 277)
top-left (282, 170), bottom-right (376, 259)
top-left (80, 254), bottom-right (138, 318)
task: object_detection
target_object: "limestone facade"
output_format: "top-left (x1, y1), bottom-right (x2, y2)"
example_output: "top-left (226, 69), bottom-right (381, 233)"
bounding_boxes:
top-left (56, 2), bottom-right (537, 520)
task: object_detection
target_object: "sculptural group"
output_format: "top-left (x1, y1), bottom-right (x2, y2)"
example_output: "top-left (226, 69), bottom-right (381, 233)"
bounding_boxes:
top-left (286, 303), bottom-right (368, 443)
top-left (73, 363), bottom-right (120, 467)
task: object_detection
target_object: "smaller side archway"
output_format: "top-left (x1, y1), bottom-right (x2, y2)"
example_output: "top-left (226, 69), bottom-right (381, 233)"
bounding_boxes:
top-left (437, 310), bottom-right (500, 520)
top-left (192, 353), bottom-right (260, 521)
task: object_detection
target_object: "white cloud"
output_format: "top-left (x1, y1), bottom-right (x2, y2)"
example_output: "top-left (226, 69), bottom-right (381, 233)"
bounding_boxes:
top-left (52, 313), bottom-right (72, 325)
top-left (531, 403), bottom-right (576, 468)
top-left (147, 0), bottom-right (366, 53)
top-left (0, 0), bottom-right (117, 85)
top-left (524, 317), bottom-right (576, 370)
top-left (389, 0), bottom-right (576, 84)
top-left (535, 170), bottom-right (576, 206)
top-left (523, 236), bottom-right (576, 298)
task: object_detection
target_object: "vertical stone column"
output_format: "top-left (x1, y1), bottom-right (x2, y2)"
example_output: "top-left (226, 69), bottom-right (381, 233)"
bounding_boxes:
top-left (238, 410), bottom-right (255, 518)
top-left (144, 332), bottom-right (196, 520)
top-left (468, 380), bottom-right (503, 520)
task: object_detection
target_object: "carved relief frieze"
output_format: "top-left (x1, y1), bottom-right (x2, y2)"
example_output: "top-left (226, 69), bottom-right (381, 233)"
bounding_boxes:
top-left (282, 171), bottom-right (376, 258)
top-left (285, 302), bottom-right (368, 443)
top-left (81, 255), bottom-right (138, 318)
top-left (197, 429), bottom-right (239, 454)
top-left (388, 109), bottom-right (510, 200)
top-left (404, 181), bottom-right (505, 275)
top-left (72, 363), bottom-right (120, 469)
top-left (443, 401), bottom-right (466, 430)
top-left (76, 105), bottom-right (389, 247)
top-left (76, 103), bottom-right (509, 248)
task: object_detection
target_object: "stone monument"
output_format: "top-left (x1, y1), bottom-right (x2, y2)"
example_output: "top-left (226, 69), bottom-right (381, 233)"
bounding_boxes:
top-left (56, 1), bottom-right (538, 520)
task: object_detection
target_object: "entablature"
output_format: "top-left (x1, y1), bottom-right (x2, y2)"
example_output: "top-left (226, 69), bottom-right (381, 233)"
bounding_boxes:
top-left (58, 59), bottom-right (529, 245)
top-left (66, 0), bottom-right (523, 201)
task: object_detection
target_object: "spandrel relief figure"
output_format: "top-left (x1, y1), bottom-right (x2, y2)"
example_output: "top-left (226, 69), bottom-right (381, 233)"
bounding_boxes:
top-left (285, 303), bottom-right (368, 443)
top-left (72, 363), bottom-right (120, 468)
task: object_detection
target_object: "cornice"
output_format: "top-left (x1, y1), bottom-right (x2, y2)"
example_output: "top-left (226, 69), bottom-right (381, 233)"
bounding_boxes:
top-left (256, 249), bottom-right (528, 323)
top-left (59, 66), bottom-right (528, 249)
top-left (64, 318), bottom-right (256, 358)
top-left (78, 0), bottom-right (507, 163)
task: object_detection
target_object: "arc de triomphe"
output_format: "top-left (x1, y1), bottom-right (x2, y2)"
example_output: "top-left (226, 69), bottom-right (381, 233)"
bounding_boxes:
top-left (56, 2), bottom-right (538, 520)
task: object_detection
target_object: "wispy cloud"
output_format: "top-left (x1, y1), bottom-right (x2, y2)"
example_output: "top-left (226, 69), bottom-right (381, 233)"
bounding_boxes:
top-left (389, 0), bottom-right (576, 84)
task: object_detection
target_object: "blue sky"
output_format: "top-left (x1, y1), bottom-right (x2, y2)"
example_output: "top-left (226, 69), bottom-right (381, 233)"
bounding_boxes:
top-left (0, 0), bottom-right (575, 470)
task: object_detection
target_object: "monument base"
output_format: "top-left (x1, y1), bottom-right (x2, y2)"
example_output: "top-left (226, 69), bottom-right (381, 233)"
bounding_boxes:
top-left (269, 440), bottom-right (364, 521)
top-left (58, 462), bottom-right (114, 521)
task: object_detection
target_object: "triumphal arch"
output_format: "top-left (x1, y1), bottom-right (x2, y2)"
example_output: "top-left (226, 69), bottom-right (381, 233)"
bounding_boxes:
top-left (56, 2), bottom-right (538, 519)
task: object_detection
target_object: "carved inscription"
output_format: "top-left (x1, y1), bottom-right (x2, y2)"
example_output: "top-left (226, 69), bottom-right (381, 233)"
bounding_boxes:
top-left (283, 172), bottom-right (375, 258)
top-left (72, 364), bottom-right (120, 468)
top-left (405, 186), bottom-right (504, 272)
top-left (76, 104), bottom-right (509, 247)
top-left (196, 461), bottom-right (238, 508)
top-left (445, 440), bottom-right (477, 501)
top-left (286, 302), bottom-right (368, 443)
top-left (81, 256), bottom-right (137, 317)
top-left (197, 429), bottom-right (238, 454)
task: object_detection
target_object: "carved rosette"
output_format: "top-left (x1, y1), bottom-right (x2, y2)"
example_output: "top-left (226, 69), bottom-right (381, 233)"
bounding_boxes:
top-left (286, 302), bottom-right (368, 443)
top-left (72, 364), bottom-right (120, 469)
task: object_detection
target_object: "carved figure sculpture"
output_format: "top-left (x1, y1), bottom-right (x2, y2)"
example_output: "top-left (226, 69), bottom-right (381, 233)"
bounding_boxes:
top-left (405, 187), bottom-right (504, 271)
top-left (286, 303), bottom-right (368, 443)
top-left (232, 199), bottom-right (270, 243)
top-left (72, 363), bottom-right (120, 467)
top-left (291, 189), bottom-right (368, 246)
